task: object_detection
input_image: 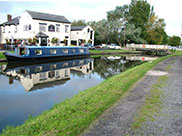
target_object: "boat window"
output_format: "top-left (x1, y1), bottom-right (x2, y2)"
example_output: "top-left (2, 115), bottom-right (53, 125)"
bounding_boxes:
top-left (79, 49), bottom-right (84, 53)
top-left (79, 60), bottom-right (84, 65)
top-left (62, 63), bottom-right (68, 68)
top-left (20, 48), bottom-right (26, 55)
top-left (72, 62), bottom-right (76, 66)
top-left (35, 50), bottom-right (42, 55)
top-left (50, 64), bottom-right (56, 70)
top-left (35, 66), bottom-right (42, 72)
top-left (50, 49), bottom-right (56, 54)
top-left (63, 49), bottom-right (68, 54)
top-left (72, 49), bottom-right (76, 53)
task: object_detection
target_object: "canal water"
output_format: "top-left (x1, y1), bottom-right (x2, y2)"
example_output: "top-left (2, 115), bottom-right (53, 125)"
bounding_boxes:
top-left (0, 55), bottom-right (151, 132)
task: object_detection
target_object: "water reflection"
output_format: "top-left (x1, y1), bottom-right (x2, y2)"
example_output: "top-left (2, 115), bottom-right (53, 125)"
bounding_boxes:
top-left (0, 55), bottom-right (152, 132)
top-left (1, 58), bottom-right (94, 91)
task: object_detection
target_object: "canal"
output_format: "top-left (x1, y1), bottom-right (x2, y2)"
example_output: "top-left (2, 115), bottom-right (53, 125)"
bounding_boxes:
top-left (0, 55), bottom-right (151, 132)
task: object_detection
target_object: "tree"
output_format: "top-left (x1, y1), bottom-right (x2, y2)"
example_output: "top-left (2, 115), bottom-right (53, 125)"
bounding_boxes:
top-left (169, 36), bottom-right (181, 46)
top-left (71, 19), bottom-right (87, 26)
top-left (106, 5), bottom-right (145, 45)
top-left (129, 0), bottom-right (154, 40)
top-left (146, 15), bottom-right (168, 44)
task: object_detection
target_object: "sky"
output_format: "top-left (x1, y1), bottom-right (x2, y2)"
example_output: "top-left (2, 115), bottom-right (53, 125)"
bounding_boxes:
top-left (0, 0), bottom-right (182, 37)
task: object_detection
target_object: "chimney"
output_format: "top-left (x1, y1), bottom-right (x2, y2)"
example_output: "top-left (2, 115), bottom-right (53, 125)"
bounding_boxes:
top-left (7, 14), bottom-right (12, 22)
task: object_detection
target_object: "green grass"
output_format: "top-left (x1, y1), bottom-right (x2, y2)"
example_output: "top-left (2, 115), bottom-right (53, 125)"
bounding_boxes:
top-left (89, 49), bottom-right (138, 54)
top-left (1, 51), bottom-right (182, 136)
top-left (0, 51), bottom-right (14, 59)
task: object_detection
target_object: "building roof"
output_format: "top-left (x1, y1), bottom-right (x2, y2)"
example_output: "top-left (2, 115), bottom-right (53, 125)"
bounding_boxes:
top-left (71, 26), bottom-right (86, 31)
top-left (35, 32), bottom-right (49, 38)
top-left (26, 10), bottom-right (70, 24)
top-left (0, 16), bottom-right (20, 26)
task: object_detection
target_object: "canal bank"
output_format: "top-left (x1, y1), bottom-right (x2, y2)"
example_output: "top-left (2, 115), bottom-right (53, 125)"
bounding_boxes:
top-left (1, 52), bottom-right (181, 136)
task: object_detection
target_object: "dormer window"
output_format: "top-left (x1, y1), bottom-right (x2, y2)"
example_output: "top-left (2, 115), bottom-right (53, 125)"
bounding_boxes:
top-left (48, 25), bottom-right (55, 32)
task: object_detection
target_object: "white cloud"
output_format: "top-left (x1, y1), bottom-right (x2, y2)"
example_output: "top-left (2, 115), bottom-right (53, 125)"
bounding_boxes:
top-left (45, 0), bottom-right (130, 21)
top-left (0, 0), bottom-right (181, 37)
top-left (148, 0), bottom-right (182, 36)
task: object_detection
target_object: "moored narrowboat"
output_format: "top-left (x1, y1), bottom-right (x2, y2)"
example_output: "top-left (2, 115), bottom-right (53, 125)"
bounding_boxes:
top-left (3, 46), bottom-right (90, 61)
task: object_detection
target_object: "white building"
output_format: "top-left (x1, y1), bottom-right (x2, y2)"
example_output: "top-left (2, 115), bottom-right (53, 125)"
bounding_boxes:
top-left (0, 10), bottom-right (71, 46)
top-left (71, 26), bottom-right (94, 46)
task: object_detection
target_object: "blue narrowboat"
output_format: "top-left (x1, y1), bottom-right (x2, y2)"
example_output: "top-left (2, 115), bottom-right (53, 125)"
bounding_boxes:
top-left (3, 46), bottom-right (90, 61)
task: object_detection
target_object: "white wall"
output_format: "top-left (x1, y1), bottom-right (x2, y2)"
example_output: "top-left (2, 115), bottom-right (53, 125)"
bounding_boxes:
top-left (71, 26), bottom-right (94, 46)
top-left (0, 11), bottom-right (71, 46)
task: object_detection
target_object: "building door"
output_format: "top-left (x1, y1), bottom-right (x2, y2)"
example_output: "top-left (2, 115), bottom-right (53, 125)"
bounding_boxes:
top-left (41, 38), bottom-right (47, 46)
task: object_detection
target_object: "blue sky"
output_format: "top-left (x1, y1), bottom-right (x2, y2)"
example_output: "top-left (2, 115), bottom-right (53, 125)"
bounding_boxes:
top-left (0, 0), bottom-right (182, 37)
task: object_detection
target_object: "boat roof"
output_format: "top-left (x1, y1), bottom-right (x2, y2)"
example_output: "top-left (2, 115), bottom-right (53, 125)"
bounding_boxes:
top-left (19, 46), bottom-right (87, 49)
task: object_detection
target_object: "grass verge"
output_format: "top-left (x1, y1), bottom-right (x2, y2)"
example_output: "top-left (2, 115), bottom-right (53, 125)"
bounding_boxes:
top-left (0, 51), bottom-right (14, 59)
top-left (89, 49), bottom-right (139, 54)
top-left (1, 52), bottom-right (182, 136)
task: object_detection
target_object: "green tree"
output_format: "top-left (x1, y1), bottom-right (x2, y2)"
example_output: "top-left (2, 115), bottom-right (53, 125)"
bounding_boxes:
top-left (129, 0), bottom-right (154, 40)
top-left (169, 36), bottom-right (181, 46)
top-left (106, 5), bottom-right (145, 45)
top-left (71, 19), bottom-right (87, 26)
top-left (146, 15), bottom-right (168, 44)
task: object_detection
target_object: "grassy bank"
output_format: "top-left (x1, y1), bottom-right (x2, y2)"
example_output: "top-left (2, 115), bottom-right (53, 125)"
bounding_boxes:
top-left (0, 52), bottom-right (5, 59)
top-left (0, 51), bottom-right (14, 59)
top-left (1, 52), bottom-right (182, 136)
top-left (89, 49), bottom-right (139, 54)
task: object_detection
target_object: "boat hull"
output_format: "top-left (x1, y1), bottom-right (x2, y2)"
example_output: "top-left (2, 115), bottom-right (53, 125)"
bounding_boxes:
top-left (4, 52), bottom-right (90, 62)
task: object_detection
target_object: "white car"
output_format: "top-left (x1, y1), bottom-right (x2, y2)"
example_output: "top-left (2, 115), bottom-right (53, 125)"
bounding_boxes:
top-left (107, 44), bottom-right (121, 50)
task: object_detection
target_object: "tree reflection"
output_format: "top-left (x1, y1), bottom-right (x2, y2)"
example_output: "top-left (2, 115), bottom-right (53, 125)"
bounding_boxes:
top-left (93, 56), bottom-right (143, 79)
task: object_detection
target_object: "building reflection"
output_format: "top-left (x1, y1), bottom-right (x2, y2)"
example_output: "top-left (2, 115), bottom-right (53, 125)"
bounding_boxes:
top-left (1, 58), bottom-right (94, 91)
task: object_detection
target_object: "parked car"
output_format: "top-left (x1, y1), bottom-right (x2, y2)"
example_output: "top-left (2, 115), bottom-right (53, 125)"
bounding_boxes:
top-left (84, 43), bottom-right (95, 50)
top-left (107, 44), bottom-right (121, 50)
top-left (94, 45), bottom-right (102, 48)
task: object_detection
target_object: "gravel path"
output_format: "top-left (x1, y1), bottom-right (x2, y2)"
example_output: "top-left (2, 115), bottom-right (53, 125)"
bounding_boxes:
top-left (82, 56), bottom-right (181, 136)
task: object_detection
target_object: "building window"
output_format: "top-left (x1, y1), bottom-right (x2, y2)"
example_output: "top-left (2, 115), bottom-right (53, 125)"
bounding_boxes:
top-left (56, 24), bottom-right (60, 32)
top-left (48, 71), bottom-right (55, 78)
top-left (50, 49), bottom-right (56, 54)
top-left (87, 28), bottom-right (90, 33)
top-left (65, 25), bottom-right (69, 33)
top-left (65, 69), bottom-right (69, 77)
top-left (77, 32), bottom-right (79, 34)
top-left (55, 71), bottom-right (60, 78)
top-left (40, 73), bottom-right (47, 80)
top-left (48, 25), bottom-right (55, 32)
top-left (63, 49), bottom-right (68, 54)
top-left (35, 49), bottom-right (42, 55)
top-left (3, 26), bottom-right (5, 33)
top-left (14, 25), bottom-right (17, 33)
top-left (23, 24), bottom-right (31, 31)
top-left (29, 24), bottom-right (31, 30)
top-left (39, 23), bottom-right (47, 32)
top-left (8, 26), bottom-right (11, 33)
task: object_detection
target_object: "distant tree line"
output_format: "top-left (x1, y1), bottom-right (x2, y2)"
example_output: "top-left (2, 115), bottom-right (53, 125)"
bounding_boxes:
top-left (72, 0), bottom-right (181, 46)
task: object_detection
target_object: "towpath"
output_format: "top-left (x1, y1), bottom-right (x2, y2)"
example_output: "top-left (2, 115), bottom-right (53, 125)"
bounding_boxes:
top-left (82, 56), bottom-right (182, 136)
